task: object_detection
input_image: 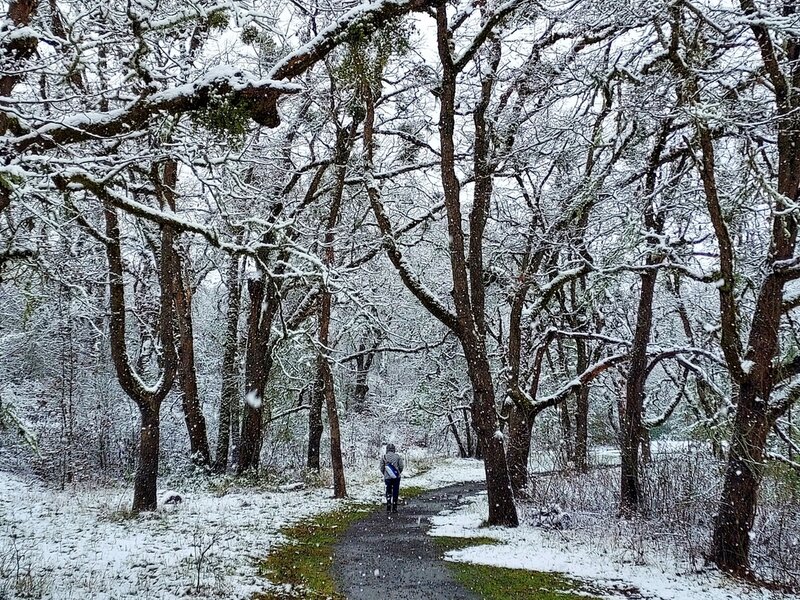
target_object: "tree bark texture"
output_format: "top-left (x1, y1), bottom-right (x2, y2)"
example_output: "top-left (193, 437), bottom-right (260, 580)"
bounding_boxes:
top-left (133, 406), bottom-right (161, 511)
top-left (619, 122), bottom-right (669, 517)
top-left (214, 253), bottom-right (242, 473)
top-left (237, 274), bottom-right (278, 474)
top-left (620, 266), bottom-right (657, 516)
top-left (104, 202), bottom-right (177, 512)
top-left (506, 406), bottom-right (533, 495)
top-left (158, 158), bottom-right (211, 467)
top-left (697, 3), bottom-right (800, 570)
top-left (313, 122), bottom-right (355, 497)
top-left (307, 372), bottom-right (324, 470)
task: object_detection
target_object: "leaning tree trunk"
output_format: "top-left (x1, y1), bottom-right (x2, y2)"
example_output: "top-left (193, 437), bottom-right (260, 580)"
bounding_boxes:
top-left (711, 380), bottom-right (773, 575)
top-left (710, 274), bottom-right (788, 574)
top-left (447, 411), bottom-right (468, 458)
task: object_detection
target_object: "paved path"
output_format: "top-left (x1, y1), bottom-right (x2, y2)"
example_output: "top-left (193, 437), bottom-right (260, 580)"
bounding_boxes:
top-left (333, 482), bottom-right (484, 600)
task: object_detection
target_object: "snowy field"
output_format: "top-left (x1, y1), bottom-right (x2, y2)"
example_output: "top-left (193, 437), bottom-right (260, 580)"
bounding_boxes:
top-left (2, 454), bottom-right (796, 600)
top-left (0, 457), bottom-right (485, 599)
top-left (430, 491), bottom-right (799, 600)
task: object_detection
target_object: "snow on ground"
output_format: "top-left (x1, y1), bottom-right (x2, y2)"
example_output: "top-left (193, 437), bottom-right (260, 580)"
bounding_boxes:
top-left (0, 471), bottom-right (342, 599)
top-left (0, 457), bottom-right (484, 599)
top-left (428, 492), bottom-right (798, 600)
top-left (402, 456), bottom-right (486, 489)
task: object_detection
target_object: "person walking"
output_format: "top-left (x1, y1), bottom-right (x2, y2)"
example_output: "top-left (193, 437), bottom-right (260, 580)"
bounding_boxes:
top-left (380, 443), bottom-right (404, 513)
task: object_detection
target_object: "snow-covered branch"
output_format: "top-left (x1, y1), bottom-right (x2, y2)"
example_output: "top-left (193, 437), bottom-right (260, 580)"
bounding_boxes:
top-left (11, 69), bottom-right (301, 152)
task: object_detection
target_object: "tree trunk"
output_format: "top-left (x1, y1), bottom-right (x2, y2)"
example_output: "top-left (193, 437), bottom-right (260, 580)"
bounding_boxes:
top-left (362, 16), bottom-right (516, 525)
top-left (159, 157), bottom-right (210, 467)
top-left (475, 435), bottom-right (484, 461)
top-left (709, 270), bottom-right (789, 573)
top-left (174, 260), bottom-right (211, 466)
top-left (559, 399), bottom-right (574, 466)
top-left (447, 412), bottom-right (468, 458)
top-left (351, 339), bottom-right (379, 413)
top-left (620, 266), bottom-right (657, 516)
top-left (476, 393), bottom-right (518, 526)
top-left (103, 186), bottom-right (177, 512)
top-left (640, 424), bottom-right (652, 463)
top-left (237, 276), bottom-right (267, 474)
top-left (463, 408), bottom-right (474, 458)
top-left (352, 366), bottom-right (370, 414)
top-left (307, 372), bottom-right (324, 470)
top-left (468, 354), bottom-right (518, 526)
top-left (0, 0), bottom-right (38, 139)
top-left (313, 122), bottom-right (354, 496)
top-left (574, 339), bottom-right (590, 473)
top-left (506, 405), bottom-right (533, 495)
top-left (711, 389), bottom-right (771, 576)
top-left (133, 405), bottom-right (160, 512)
top-left (214, 254), bottom-right (241, 473)
top-left (619, 123), bottom-right (668, 517)
top-left (319, 348), bottom-right (347, 497)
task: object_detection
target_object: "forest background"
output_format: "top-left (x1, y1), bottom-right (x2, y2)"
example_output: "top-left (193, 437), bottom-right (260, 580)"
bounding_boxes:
top-left (2, 0), bottom-right (800, 590)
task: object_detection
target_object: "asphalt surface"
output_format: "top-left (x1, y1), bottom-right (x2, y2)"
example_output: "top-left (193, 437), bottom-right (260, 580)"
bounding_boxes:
top-left (333, 482), bottom-right (484, 600)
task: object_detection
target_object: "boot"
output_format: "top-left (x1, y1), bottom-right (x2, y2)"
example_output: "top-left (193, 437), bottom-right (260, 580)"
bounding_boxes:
top-left (386, 500), bottom-right (392, 513)
top-left (391, 502), bottom-right (398, 513)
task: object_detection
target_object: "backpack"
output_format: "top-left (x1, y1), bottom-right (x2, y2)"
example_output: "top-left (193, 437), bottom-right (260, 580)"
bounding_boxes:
top-left (384, 461), bottom-right (399, 479)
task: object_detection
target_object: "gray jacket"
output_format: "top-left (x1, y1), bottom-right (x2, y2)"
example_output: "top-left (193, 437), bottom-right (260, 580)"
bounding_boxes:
top-left (380, 451), bottom-right (404, 480)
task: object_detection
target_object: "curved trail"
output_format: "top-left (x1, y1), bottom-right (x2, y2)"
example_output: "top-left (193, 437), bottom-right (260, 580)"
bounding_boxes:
top-left (333, 482), bottom-right (484, 600)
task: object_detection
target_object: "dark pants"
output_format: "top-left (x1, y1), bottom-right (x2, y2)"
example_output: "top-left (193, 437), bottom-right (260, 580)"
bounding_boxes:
top-left (385, 477), bottom-right (400, 504)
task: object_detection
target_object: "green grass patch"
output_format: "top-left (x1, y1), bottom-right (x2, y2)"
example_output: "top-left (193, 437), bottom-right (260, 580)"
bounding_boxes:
top-left (434, 536), bottom-right (602, 600)
top-left (448, 563), bottom-right (603, 600)
top-left (401, 485), bottom-right (427, 499)
top-left (254, 503), bottom-right (373, 599)
top-left (433, 535), bottom-right (500, 553)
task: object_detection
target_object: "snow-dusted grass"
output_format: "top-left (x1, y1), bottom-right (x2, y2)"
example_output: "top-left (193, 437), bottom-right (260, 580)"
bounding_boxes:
top-left (428, 448), bottom-right (800, 600)
top-left (255, 503), bottom-right (374, 599)
top-left (0, 472), bottom-right (343, 599)
top-left (430, 491), bottom-right (798, 600)
top-left (0, 456), bottom-right (484, 599)
top-left (9, 448), bottom-right (792, 600)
